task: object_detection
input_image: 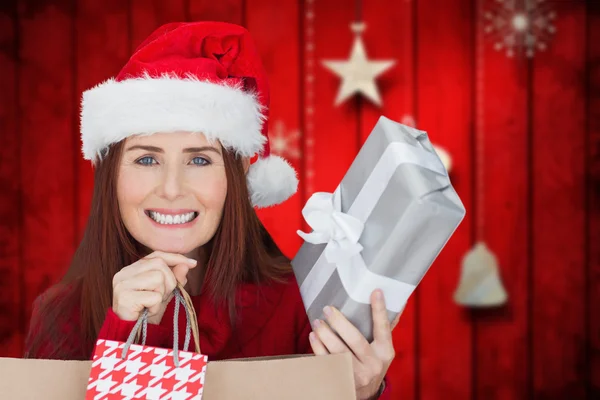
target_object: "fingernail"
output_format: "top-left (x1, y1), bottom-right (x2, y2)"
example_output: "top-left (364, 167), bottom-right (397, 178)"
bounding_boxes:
top-left (188, 259), bottom-right (197, 265)
top-left (323, 306), bottom-right (333, 318)
top-left (309, 332), bottom-right (316, 342)
top-left (376, 289), bottom-right (384, 300)
top-left (313, 319), bottom-right (321, 328)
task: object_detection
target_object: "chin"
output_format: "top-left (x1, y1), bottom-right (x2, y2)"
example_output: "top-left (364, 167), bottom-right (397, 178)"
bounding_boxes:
top-left (142, 239), bottom-right (202, 256)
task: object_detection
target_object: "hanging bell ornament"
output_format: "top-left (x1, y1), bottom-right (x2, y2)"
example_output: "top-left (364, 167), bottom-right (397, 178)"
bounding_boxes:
top-left (433, 144), bottom-right (452, 173)
top-left (453, 241), bottom-right (508, 307)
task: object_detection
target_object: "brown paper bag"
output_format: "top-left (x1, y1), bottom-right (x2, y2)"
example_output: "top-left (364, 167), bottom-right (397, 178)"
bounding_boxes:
top-left (203, 353), bottom-right (356, 399)
top-left (0, 353), bottom-right (356, 399)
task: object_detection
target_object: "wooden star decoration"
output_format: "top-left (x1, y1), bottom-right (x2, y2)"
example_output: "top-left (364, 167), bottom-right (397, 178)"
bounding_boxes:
top-left (321, 23), bottom-right (395, 107)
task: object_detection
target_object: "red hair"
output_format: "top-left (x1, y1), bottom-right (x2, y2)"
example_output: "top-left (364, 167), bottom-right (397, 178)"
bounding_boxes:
top-left (24, 139), bottom-right (291, 359)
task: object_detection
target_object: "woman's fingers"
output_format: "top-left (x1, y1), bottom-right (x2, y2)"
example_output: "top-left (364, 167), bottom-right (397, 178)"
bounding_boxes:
top-left (113, 288), bottom-right (164, 321)
top-left (308, 331), bottom-right (329, 355)
top-left (114, 251), bottom-right (196, 285)
top-left (111, 252), bottom-right (196, 324)
top-left (370, 290), bottom-right (396, 365)
top-left (312, 319), bottom-right (351, 355)
top-left (114, 259), bottom-right (176, 299)
top-left (371, 290), bottom-right (393, 344)
top-left (321, 306), bottom-right (372, 363)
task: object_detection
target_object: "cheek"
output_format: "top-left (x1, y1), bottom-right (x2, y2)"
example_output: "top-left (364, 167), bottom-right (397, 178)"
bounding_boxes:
top-left (192, 171), bottom-right (228, 210)
top-left (117, 169), bottom-right (154, 215)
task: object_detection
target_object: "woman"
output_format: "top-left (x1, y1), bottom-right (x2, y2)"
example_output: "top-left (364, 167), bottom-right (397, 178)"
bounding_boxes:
top-left (24, 21), bottom-right (397, 399)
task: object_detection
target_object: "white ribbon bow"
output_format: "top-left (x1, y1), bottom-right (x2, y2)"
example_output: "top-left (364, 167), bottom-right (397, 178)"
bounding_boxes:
top-left (296, 191), bottom-right (364, 264)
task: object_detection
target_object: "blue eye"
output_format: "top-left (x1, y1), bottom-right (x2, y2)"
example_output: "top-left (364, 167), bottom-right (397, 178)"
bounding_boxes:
top-left (191, 157), bottom-right (210, 166)
top-left (136, 156), bottom-right (156, 165)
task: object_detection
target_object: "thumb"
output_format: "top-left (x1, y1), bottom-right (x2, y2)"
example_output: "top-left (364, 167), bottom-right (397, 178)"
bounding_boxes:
top-left (171, 264), bottom-right (191, 286)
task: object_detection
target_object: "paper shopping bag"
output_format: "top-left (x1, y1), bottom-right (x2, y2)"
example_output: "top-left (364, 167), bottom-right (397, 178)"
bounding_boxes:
top-left (2, 284), bottom-right (356, 399)
top-left (0, 357), bottom-right (92, 399)
top-left (86, 285), bottom-right (209, 399)
top-left (0, 353), bottom-right (355, 400)
top-left (202, 353), bottom-right (356, 400)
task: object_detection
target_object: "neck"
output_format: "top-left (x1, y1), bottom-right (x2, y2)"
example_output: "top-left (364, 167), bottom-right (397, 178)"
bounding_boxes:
top-left (183, 246), bottom-right (206, 296)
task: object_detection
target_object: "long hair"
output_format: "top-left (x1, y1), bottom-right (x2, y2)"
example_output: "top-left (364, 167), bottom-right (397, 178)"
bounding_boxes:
top-left (24, 139), bottom-right (291, 359)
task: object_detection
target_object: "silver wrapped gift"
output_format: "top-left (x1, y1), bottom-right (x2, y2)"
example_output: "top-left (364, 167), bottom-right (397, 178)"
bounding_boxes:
top-left (291, 116), bottom-right (466, 342)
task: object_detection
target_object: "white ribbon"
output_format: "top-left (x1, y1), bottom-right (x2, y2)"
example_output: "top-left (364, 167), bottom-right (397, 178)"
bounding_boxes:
top-left (297, 191), bottom-right (364, 264)
top-left (297, 141), bottom-right (447, 313)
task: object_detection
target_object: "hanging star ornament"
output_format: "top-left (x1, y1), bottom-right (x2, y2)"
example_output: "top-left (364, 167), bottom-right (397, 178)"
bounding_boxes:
top-left (322, 22), bottom-right (395, 107)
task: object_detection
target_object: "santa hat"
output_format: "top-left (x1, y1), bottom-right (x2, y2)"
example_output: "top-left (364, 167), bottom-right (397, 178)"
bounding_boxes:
top-left (80, 21), bottom-right (297, 208)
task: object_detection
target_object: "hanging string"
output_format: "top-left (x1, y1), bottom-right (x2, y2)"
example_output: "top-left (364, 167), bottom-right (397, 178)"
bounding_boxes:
top-left (355, 0), bottom-right (362, 23)
top-left (476, 0), bottom-right (485, 241)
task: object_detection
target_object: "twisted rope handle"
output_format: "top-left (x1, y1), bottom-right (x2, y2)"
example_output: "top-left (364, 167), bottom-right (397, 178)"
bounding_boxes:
top-left (121, 283), bottom-right (201, 367)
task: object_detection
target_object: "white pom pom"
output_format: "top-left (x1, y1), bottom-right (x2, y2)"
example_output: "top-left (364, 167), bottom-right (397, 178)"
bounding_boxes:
top-left (246, 155), bottom-right (298, 208)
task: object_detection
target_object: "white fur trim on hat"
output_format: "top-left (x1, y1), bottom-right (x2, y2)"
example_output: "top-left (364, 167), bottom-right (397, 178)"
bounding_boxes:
top-left (247, 155), bottom-right (298, 208)
top-left (80, 74), bottom-right (267, 162)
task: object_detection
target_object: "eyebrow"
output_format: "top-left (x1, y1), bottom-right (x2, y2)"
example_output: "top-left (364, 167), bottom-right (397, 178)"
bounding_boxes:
top-left (126, 145), bottom-right (221, 155)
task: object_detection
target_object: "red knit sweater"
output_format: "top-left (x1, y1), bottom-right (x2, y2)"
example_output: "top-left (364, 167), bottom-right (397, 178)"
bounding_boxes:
top-left (28, 273), bottom-right (390, 398)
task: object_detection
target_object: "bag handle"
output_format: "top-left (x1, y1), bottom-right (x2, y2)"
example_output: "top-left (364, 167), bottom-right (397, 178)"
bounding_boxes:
top-left (121, 283), bottom-right (201, 367)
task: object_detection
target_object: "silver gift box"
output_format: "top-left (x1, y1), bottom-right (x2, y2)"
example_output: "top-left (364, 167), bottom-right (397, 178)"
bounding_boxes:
top-left (291, 116), bottom-right (466, 342)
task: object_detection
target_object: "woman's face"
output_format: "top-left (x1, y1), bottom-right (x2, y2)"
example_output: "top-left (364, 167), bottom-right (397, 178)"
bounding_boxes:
top-left (117, 131), bottom-right (228, 255)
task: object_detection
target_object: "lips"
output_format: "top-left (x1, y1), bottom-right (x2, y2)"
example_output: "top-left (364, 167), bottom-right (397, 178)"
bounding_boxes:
top-left (145, 209), bottom-right (199, 225)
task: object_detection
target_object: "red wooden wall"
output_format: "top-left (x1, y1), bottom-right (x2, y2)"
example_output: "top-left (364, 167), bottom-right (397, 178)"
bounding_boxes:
top-left (0, 0), bottom-right (598, 398)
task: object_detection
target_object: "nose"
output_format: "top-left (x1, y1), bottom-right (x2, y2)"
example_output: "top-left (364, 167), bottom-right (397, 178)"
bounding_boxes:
top-left (157, 163), bottom-right (185, 201)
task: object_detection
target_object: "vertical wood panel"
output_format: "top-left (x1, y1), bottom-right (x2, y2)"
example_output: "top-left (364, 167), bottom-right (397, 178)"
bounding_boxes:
top-left (75, 0), bottom-right (130, 241)
top-left (532, 1), bottom-right (587, 398)
top-left (246, 0), bottom-right (303, 258)
top-left (361, 0), bottom-right (416, 397)
top-left (188, 0), bottom-right (243, 25)
top-left (311, 0), bottom-right (359, 195)
top-left (416, 0), bottom-right (474, 398)
top-left (475, 0), bottom-right (530, 398)
top-left (130, 0), bottom-right (187, 52)
top-left (0, 0), bottom-right (22, 357)
top-left (587, 1), bottom-right (600, 397)
top-left (18, 0), bottom-right (76, 333)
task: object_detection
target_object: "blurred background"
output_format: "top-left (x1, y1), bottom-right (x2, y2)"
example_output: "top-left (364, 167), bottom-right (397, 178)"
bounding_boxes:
top-left (0, 0), bottom-right (598, 398)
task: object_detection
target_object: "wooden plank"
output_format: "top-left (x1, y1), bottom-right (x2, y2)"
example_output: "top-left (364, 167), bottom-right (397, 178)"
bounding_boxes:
top-left (360, 0), bottom-right (416, 397)
top-left (18, 0), bottom-right (76, 331)
top-left (188, 0), bottom-right (243, 25)
top-left (532, 1), bottom-right (586, 398)
top-left (75, 0), bottom-right (129, 242)
top-left (246, 0), bottom-right (302, 258)
top-left (0, 0), bottom-right (22, 357)
top-left (130, 0), bottom-right (187, 52)
top-left (416, 0), bottom-right (474, 398)
top-left (588, 1), bottom-right (600, 397)
top-left (474, 0), bottom-right (530, 398)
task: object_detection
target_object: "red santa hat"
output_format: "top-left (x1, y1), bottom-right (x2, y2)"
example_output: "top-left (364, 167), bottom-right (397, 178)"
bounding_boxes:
top-left (80, 21), bottom-right (297, 208)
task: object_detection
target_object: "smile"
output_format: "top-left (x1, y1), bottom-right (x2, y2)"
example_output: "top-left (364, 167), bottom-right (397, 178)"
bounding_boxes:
top-left (145, 210), bottom-right (199, 225)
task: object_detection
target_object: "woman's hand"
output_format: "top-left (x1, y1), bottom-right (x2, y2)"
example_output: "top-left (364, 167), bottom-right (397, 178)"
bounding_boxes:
top-left (309, 289), bottom-right (402, 400)
top-left (112, 251), bottom-right (197, 325)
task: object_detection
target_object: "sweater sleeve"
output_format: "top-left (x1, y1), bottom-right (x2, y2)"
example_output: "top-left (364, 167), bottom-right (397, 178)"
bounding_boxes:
top-left (376, 377), bottom-right (392, 399)
top-left (97, 308), bottom-right (170, 348)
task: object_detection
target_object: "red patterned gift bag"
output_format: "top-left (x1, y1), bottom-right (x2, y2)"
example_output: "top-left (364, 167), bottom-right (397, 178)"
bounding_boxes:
top-left (86, 285), bottom-right (208, 400)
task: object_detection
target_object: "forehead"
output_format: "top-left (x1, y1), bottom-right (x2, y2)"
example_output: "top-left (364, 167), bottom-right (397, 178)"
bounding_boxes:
top-left (126, 131), bottom-right (219, 149)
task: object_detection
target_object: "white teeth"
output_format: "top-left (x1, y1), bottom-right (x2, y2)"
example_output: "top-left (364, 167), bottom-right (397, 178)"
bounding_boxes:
top-left (148, 211), bottom-right (197, 225)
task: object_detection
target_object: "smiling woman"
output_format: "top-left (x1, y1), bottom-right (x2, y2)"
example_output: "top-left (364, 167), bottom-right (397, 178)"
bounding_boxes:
top-left (117, 133), bottom-right (229, 257)
top-left (21, 21), bottom-right (393, 400)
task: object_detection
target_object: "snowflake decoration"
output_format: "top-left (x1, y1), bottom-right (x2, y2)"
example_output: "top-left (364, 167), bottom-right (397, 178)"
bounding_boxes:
top-left (484, 0), bottom-right (557, 58)
top-left (268, 120), bottom-right (302, 160)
